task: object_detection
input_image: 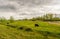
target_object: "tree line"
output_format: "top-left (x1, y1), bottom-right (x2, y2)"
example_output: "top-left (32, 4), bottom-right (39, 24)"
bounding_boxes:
top-left (0, 13), bottom-right (60, 23)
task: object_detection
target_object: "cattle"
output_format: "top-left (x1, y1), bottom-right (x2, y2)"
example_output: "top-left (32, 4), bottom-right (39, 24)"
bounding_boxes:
top-left (35, 24), bottom-right (39, 27)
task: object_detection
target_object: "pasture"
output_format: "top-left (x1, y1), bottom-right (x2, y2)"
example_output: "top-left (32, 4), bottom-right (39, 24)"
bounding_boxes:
top-left (0, 20), bottom-right (60, 39)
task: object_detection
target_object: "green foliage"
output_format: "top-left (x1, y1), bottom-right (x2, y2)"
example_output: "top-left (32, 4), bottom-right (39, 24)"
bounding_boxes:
top-left (29, 13), bottom-right (60, 21)
top-left (9, 16), bottom-right (15, 23)
top-left (0, 17), bottom-right (8, 25)
top-left (30, 17), bottom-right (37, 21)
top-left (43, 14), bottom-right (53, 20)
top-left (23, 18), bottom-right (28, 21)
top-left (43, 14), bottom-right (53, 19)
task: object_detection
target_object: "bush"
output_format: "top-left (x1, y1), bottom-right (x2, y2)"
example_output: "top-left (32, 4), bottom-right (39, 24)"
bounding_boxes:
top-left (7, 22), bottom-right (9, 24)
top-left (25, 28), bottom-right (33, 32)
top-left (18, 26), bottom-right (33, 32)
top-left (19, 26), bottom-right (24, 30)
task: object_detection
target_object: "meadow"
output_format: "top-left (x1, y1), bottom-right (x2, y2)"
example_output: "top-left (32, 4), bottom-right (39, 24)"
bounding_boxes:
top-left (0, 20), bottom-right (60, 39)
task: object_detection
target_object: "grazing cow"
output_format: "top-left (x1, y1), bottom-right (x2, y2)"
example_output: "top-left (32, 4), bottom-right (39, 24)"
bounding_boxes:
top-left (35, 24), bottom-right (39, 27)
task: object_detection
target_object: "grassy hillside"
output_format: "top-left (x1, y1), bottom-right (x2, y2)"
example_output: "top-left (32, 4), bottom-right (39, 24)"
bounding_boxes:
top-left (0, 21), bottom-right (60, 39)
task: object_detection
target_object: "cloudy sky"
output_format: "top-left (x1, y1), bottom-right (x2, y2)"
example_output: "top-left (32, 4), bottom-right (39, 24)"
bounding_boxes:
top-left (0, 0), bottom-right (60, 19)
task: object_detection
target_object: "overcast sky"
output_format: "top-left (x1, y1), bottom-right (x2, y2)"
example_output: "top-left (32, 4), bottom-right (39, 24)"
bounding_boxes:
top-left (0, 0), bottom-right (60, 19)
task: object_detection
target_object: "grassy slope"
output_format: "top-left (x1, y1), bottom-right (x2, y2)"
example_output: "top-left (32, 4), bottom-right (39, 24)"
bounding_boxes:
top-left (0, 21), bottom-right (60, 39)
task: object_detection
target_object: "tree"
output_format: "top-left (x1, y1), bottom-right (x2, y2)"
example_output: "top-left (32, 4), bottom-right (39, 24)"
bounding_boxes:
top-left (0, 17), bottom-right (8, 24)
top-left (42, 13), bottom-right (53, 21)
top-left (9, 16), bottom-right (14, 23)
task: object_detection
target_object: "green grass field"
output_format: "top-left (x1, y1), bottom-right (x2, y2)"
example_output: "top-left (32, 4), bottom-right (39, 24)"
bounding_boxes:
top-left (0, 20), bottom-right (60, 39)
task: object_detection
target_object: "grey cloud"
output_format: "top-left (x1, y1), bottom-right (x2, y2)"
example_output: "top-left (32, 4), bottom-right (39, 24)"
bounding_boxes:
top-left (0, 0), bottom-right (60, 19)
top-left (9, 0), bottom-right (60, 7)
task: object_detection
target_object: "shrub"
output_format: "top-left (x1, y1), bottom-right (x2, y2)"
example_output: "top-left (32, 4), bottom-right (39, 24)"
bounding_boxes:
top-left (25, 28), bottom-right (33, 32)
top-left (7, 22), bottom-right (10, 24)
top-left (58, 33), bottom-right (60, 35)
top-left (19, 26), bottom-right (24, 30)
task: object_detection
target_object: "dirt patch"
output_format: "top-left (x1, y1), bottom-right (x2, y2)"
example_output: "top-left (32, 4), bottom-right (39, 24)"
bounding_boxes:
top-left (48, 21), bottom-right (60, 25)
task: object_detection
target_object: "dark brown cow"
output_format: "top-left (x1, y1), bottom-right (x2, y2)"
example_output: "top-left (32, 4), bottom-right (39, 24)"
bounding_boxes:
top-left (35, 24), bottom-right (39, 27)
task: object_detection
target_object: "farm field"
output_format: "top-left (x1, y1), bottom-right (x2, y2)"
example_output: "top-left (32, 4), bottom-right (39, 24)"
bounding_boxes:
top-left (0, 20), bottom-right (60, 39)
